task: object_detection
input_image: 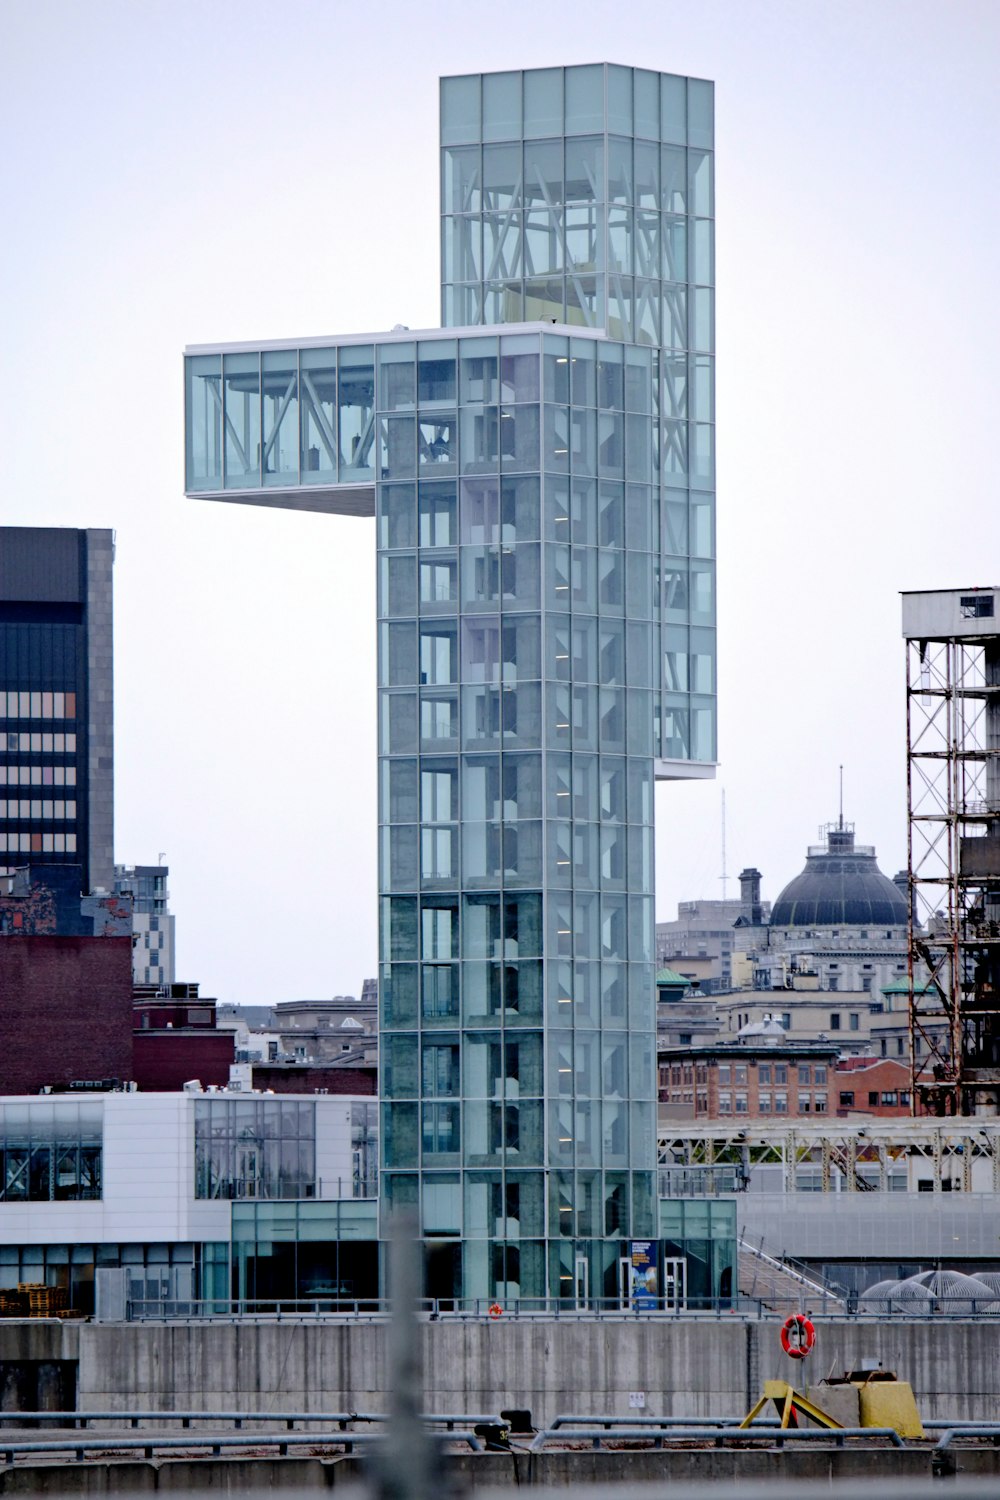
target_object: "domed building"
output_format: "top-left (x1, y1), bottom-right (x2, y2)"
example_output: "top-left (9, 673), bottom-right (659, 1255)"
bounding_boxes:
top-left (736, 819), bottom-right (909, 999)
top-left (770, 820), bottom-right (909, 934)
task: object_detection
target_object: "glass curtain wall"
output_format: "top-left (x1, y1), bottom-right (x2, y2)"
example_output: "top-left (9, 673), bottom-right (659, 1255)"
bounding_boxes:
top-left (440, 63), bottom-right (716, 769)
top-left (378, 327), bottom-right (660, 1303)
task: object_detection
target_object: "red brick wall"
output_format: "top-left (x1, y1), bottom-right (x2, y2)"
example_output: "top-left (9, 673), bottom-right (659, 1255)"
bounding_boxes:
top-left (133, 1031), bottom-right (234, 1091)
top-left (834, 1057), bottom-right (912, 1116)
top-left (251, 1065), bottom-right (377, 1096)
top-left (659, 1051), bottom-right (839, 1121)
top-left (0, 937), bottom-right (134, 1093)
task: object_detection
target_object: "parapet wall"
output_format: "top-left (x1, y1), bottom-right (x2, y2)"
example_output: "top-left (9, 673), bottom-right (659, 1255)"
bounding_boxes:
top-left (0, 1318), bottom-right (996, 1422)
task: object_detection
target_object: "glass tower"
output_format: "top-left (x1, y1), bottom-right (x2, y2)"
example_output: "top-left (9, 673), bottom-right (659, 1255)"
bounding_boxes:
top-left (184, 63), bottom-right (715, 1306)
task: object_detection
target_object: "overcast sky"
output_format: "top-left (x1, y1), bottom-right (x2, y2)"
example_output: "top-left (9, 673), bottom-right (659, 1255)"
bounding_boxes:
top-left (2, 0), bottom-right (998, 1003)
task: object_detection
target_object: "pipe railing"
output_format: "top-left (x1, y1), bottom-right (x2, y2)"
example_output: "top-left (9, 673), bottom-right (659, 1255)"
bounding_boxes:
top-left (529, 1425), bottom-right (907, 1451)
top-left (0, 1430), bottom-right (483, 1466)
top-left (0, 1410), bottom-right (503, 1432)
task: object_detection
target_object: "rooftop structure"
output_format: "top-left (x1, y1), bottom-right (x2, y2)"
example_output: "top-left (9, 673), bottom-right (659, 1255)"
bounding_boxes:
top-left (183, 63), bottom-right (717, 1305)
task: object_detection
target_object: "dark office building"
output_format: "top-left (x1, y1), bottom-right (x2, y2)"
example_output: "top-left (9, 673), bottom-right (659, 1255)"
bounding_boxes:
top-left (0, 528), bottom-right (114, 895)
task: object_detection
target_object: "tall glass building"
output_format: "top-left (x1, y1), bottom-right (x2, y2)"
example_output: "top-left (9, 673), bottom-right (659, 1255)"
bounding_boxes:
top-left (184, 63), bottom-right (716, 1304)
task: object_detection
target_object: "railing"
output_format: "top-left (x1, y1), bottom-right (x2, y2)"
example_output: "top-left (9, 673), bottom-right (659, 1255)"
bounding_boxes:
top-left (659, 1165), bottom-right (744, 1195)
top-left (0, 1410), bottom-right (501, 1432)
top-left (199, 1175), bottom-right (378, 1201)
top-left (738, 1230), bottom-right (849, 1306)
top-left (122, 1293), bottom-right (1000, 1322)
top-left (0, 1430), bottom-right (484, 1466)
top-left (531, 1425), bottom-right (905, 1451)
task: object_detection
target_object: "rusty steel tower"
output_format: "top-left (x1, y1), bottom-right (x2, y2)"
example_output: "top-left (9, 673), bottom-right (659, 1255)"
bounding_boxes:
top-left (903, 587), bottom-right (1000, 1117)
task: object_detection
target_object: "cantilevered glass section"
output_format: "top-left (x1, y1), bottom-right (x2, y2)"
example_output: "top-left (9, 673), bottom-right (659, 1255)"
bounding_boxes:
top-left (185, 339), bottom-right (378, 514)
top-left (183, 61), bottom-right (716, 1307)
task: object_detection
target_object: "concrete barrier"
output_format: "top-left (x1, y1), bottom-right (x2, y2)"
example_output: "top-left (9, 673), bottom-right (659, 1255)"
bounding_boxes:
top-left (1, 1447), bottom-right (1000, 1494)
top-left (1, 1319), bottom-right (998, 1423)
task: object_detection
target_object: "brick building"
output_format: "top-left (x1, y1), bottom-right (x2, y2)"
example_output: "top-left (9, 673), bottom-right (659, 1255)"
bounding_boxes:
top-left (132, 983), bottom-right (234, 1092)
top-left (0, 936), bottom-right (133, 1093)
top-left (658, 1036), bottom-right (840, 1122)
top-left (833, 1056), bottom-right (912, 1117)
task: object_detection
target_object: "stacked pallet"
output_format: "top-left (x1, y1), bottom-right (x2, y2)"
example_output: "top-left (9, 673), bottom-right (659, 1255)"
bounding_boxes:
top-left (0, 1284), bottom-right (80, 1318)
top-left (22, 1283), bottom-right (68, 1316)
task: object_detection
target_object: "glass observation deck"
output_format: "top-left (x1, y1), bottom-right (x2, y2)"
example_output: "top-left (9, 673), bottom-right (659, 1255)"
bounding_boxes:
top-left (185, 322), bottom-right (607, 518)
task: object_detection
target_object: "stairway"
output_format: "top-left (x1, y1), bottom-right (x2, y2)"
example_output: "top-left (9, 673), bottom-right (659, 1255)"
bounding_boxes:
top-left (738, 1237), bottom-right (847, 1313)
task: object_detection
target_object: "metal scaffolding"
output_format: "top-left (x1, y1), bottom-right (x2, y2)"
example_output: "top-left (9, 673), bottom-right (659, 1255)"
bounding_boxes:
top-left (903, 588), bottom-right (1000, 1116)
top-left (657, 1119), bottom-right (1000, 1193)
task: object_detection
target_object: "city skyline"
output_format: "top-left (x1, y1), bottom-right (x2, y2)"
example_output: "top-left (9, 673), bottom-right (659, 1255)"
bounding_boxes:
top-left (3, 0), bottom-right (998, 1002)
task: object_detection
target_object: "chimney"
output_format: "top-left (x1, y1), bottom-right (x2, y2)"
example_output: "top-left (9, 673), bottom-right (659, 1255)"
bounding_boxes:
top-left (739, 867), bottom-right (763, 926)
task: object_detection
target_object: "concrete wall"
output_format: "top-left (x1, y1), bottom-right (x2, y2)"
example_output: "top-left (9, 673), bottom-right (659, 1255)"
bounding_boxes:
top-left (1, 1317), bottom-right (998, 1422)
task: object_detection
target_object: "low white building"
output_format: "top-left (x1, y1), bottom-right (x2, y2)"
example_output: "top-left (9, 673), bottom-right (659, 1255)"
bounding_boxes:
top-left (0, 1090), bottom-right (378, 1313)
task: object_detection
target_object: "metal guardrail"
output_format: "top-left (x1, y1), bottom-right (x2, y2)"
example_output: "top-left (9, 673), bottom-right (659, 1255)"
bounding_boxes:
top-left (122, 1293), bottom-right (1000, 1322)
top-left (0, 1430), bottom-right (483, 1465)
top-left (935, 1425), bottom-right (1000, 1451)
top-left (0, 1410), bottom-right (502, 1432)
top-left (739, 1229), bottom-right (850, 1304)
top-left (924, 1420), bottom-right (1000, 1430)
top-left (545, 1414), bottom-right (779, 1430)
top-left (529, 1426), bottom-right (907, 1451)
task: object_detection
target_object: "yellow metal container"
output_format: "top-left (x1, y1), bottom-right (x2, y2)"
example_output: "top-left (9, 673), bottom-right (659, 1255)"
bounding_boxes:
top-left (858, 1379), bottom-right (924, 1439)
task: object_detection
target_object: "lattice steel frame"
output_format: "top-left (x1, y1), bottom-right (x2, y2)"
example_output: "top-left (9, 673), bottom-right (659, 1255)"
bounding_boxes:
top-left (906, 632), bottom-right (1000, 1115)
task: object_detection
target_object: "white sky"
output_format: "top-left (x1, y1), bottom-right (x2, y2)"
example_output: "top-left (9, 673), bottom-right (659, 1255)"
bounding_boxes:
top-left (2, 0), bottom-right (998, 1003)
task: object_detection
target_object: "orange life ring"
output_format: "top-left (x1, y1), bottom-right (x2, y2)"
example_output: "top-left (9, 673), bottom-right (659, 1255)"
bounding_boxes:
top-left (488, 1302), bottom-right (503, 1320)
top-left (780, 1313), bottom-right (815, 1359)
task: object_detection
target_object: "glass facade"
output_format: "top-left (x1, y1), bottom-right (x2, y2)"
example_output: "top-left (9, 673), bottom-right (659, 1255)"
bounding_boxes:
top-left (194, 1098), bottom-right (316, 1200)
top-left (232, 1199), bottom-right (378, 1303)
top-left (182, 62), bottom-right (716, 1305)
top-left (440, 65), bottom-right (716, 771)
top-left (0, 1102), bottom-right (102, 1202)
top-left (378, 325), bottom-right (661, 1303)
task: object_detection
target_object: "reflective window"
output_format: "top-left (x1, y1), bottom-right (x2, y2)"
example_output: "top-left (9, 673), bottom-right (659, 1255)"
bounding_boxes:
top-left (194, 1099), bottom-right (316, 1200)
top-left (0, 1104), bottom-right (102, 1202)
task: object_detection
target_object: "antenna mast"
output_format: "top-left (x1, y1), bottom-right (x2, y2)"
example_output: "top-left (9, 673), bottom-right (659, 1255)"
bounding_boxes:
top-left (839, 764), bottom-right (844, 831)
top-left (720, 787), bottom-right (728, 902)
